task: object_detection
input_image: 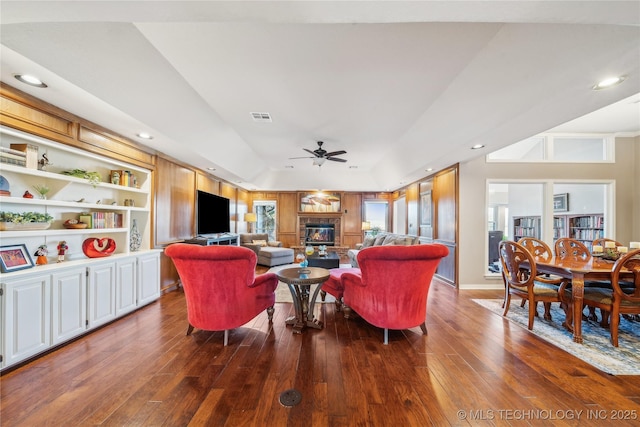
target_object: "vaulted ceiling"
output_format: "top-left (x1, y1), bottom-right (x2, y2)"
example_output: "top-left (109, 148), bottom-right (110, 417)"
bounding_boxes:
top-left (1, 1), bottom-right (639, 191)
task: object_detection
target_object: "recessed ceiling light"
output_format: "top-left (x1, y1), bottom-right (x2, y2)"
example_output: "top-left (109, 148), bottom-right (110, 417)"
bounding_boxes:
top-left (425, 168), bottom-right (433, 172)
top-left (592, 76), bottom-right (626, 90)
top-left (136, 132), bottom-right (153, 140)
top-left (471, 144), bottom-right (485, 150)
top-left (14, 74), bottom-right (47, 88)
top-left (207, 167), bottom-right (216, 171)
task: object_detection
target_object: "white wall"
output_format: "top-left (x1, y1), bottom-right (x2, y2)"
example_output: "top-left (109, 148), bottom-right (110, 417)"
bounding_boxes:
top-left (458, 136), bottom-right (639, 289)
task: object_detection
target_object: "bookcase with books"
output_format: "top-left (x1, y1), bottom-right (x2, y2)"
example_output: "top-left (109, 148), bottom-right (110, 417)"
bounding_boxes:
top-left (0, 126), bottom-right (152, 258)
top-left (513, 216), bottom-right (541, 240)
top-left (568, 214), bottom-right (604, 250)
top-left (0, 126), bottom-right (161, 371)
top-left (553, 215), bottom-right (567, 240)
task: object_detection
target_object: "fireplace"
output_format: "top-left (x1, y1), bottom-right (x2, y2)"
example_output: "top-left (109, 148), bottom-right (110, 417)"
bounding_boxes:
top-left (304, 223), bottom-right (335, 246)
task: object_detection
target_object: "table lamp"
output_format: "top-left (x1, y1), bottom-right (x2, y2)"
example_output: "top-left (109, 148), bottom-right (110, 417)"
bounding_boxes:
top-left (244, 212), bottom-right (257, 233)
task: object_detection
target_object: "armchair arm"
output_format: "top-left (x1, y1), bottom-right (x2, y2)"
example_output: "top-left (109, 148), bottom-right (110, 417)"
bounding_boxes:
top-left (241, 243), bottom-right (262, 255)
top-left (342, 271), bottom-right (365, 288)
top-left (250, 272), bottom-right (279, 291)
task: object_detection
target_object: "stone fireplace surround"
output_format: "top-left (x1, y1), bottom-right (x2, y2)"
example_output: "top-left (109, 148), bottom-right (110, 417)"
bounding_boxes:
top-left (298, 213), bottom-right (342, 246)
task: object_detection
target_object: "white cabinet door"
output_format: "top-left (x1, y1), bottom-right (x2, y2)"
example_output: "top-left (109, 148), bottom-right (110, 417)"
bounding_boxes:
top-left (87, 261), bottom-right (116, 328)
top-left (116, 257), bottom-right (137, 316)
top-left (137, 252), bottom-right (160, 307)
top-left (3, 273), bottom-right (51, 367)
top-left (51, 267), bottom-right (87, 345)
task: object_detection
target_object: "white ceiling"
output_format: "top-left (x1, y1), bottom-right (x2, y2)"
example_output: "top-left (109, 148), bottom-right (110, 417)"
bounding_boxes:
top-left (1, 1), bottom-right (639, 191)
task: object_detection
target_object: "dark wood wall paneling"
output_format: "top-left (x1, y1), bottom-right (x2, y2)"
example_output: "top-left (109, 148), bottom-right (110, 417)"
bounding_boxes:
top-left (236, 188), bottom-right (249, 234)
top-left (277, 192), bottom-right (300, 247)
top-left (342, 192), bottom-right (363, 249)
top-left (433, 166), bottom-right (459, 285)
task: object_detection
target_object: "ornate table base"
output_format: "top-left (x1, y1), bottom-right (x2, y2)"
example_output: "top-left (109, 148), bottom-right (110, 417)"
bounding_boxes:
top-left (276, 267), bottom-right (330, 334)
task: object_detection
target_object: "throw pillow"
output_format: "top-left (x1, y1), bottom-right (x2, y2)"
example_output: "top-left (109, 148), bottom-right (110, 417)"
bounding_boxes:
top-left (374, 234), bottom-right (387, 246)
top-left (252, 239), bottom-right (267, 247)
top-left (362, 235), bottom-right (375, 248)
top-left (395, 236), bottom-right (413, 245)
top-left (267, 241), bottom-right (280, 247)
top-left (382, 234), bottom-right (397, 245)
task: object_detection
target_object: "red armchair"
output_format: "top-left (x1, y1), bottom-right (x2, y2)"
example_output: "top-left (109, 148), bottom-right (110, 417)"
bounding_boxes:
top-left (341, 244), bottom-right (449, 344)
top-left (165, 243), bottom-right (279, 345)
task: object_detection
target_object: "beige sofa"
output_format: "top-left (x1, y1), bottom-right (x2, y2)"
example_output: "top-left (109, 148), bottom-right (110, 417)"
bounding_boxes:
top-left (239, 233), bottom-right (294, 266)
top-left (347, 232), bottom-right (420, 267)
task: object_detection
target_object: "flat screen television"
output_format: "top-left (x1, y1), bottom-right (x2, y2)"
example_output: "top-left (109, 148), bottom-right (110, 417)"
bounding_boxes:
top-left (196, 190), bottom-right (231, 236)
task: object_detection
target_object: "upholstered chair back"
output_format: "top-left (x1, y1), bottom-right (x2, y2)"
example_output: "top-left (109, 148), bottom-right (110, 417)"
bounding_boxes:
top-left (342, 244), bottom-right (449, 333)
top-left (165, 244), bottom-right (278, 335)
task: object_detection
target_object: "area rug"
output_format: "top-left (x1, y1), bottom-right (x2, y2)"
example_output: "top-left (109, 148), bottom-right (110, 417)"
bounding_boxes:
top-left (472, 299), bottom-right (640, 376)
top-left (267, 263), bottom-right (351, 303)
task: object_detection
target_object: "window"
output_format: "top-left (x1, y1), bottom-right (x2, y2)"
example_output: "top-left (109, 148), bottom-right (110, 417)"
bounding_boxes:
top-left (252, 201), bottom-right (276, 241)
top-left (364, 201), bottom-right (388, 234)
top-left (487, 135), bottom-right (613, 163)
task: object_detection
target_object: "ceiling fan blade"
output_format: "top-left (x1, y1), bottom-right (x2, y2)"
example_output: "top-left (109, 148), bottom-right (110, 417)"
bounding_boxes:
top-left (289, 156), bottom-right (315, 159)
top-left (303, 148), bottom-right (321, 157)
top-left (324, 150), bottom-right (346, 157)
top-left (327, 157), bottom-right (347, 163)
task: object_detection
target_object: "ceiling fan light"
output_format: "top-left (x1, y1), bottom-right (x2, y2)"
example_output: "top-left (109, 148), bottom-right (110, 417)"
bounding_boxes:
top-left (313, 158), bottom-right (326, 166)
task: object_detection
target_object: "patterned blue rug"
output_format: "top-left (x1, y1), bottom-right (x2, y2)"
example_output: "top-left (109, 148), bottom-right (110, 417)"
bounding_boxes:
top-left (473, 299), bottom-right (640, 375)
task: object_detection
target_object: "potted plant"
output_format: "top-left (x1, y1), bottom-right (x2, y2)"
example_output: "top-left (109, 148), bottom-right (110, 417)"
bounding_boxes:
top-left (61, 169), bottom-right (102, 187)
top-left (0, 211), bottom-right (54, 230)
top-left (33, 184), bottom-right (50, 199)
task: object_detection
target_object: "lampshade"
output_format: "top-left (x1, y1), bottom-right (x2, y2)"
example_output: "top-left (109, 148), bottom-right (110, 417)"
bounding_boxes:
top-left (244, 213), bottom-right (257, 223)
top-left (361, 221), bottom-right (371, 231)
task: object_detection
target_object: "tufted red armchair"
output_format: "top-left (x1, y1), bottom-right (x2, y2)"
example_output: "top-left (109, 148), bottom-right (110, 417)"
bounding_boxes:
top-left (341, 244), bottom-right (449, 344)
top-left (165, 243), bottom-right (279, 345)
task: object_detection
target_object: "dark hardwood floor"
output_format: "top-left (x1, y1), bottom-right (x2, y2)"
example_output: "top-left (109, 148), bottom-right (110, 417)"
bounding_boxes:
top-left (2, 280), bottom-right (640, 426)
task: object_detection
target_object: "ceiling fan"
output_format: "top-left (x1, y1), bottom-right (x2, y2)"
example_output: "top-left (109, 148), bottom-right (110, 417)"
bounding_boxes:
top-left (289, 141), bottom-right (347, 166)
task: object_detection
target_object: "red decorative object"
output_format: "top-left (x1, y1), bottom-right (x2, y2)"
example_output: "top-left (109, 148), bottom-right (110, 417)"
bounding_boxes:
top-left (82, 237), bottom-right (116, 258)
top-left (23, 190), bottom-right (34, 198)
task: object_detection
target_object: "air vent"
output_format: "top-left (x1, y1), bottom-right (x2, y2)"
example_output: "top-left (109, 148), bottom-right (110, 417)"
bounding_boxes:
top-left (250, 112), bottom-right (272, 122)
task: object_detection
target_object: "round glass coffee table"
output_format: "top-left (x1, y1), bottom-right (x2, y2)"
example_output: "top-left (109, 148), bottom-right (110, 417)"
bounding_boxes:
top-left (276, 266), bottom-right (330, 334)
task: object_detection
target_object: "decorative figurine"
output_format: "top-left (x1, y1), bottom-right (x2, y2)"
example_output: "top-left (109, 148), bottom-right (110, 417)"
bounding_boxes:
top-left (34, 244), bottom-right (48, 265)
top-left (57, 240), bottom-right (68, 262)
top-left (111, 171), bottom-right (120, 185)
top-left (23, 190), bottom-right (34, 198)
top-left (38, 153), bottom-right (51, 171)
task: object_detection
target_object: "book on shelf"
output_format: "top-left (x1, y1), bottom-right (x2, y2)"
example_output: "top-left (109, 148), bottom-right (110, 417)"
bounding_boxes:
top-left (0, 151), bottom-right (27, 166)
top-left (85, 211), bottom-right (123, 229)
top-left (9, 143), bottom-right (38, 169)
top-left (110, 170), bottom-right (138, 187)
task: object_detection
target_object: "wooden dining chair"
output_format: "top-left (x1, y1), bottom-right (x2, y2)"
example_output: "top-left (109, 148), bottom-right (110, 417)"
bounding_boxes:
top-left (592, 238), bottom-right (623, 248)
top-left (517, 237), bottom-right (564, 309)
top-left (518, 237), bottom-right (554, 263)
top-left (554, 238), bottom-right (591, 260)
top-left (499, 240), bottom-right (563, 329)
top-left (560, 248), bottom-right (640, 347)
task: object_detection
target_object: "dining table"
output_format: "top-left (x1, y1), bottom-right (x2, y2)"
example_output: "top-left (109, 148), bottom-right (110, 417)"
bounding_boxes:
top-left (527, 255), bottom-right (632, 344)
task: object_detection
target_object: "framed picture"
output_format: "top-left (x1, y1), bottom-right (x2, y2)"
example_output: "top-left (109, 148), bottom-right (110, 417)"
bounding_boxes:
top-left (300, 192), bottom-right (341, 212)
top-left (0, 244), bottom-right (35, 273)
top-left (420, 191), bottom-right (432, 226)
top-left (554, 193), bottom-right (569, 212)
